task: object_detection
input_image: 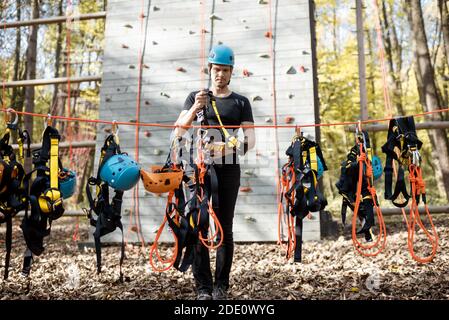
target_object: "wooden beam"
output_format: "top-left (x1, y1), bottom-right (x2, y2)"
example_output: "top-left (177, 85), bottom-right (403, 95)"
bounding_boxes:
top-left (2, 12), bottom-right (106, 29)
top-left (346, 121), bottom-right (449, 132)
top-left (381, 205), bottom-right (449, 216)
top-left (16, 210), bottom-right (85, 217)
top-left (12, 140), bottom-right (96, 151)
top-left (3, 75), bottom-right (102, 88)
top-left (356, 0), bottom-right (368, 121)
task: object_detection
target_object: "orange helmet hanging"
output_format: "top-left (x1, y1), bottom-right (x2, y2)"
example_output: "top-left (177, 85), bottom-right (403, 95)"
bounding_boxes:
top-left (141, 166), bottom-right (183, 194)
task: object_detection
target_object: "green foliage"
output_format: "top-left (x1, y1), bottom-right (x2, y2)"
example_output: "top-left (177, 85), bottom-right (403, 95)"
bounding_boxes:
top-left (316, 0), bottom-right (447, 211)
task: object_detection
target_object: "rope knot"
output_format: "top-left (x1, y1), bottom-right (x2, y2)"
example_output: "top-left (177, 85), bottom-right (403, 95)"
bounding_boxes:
top-left (358, 153), bottom-right (366, 162)
top-left (366, 165), bottom-right (373, 178)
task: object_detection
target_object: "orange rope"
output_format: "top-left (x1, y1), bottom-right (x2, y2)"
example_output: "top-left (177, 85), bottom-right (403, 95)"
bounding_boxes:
top-left (371, 0), bottom-right (393, 117)
top-left (267, 0), bottom-right (282, 236)
top-left (200, 0), bottom-right (206, 87)
top-left (2, 107), bottom-right (447, 130)
top-left (277, 164), bottom-right (297, 259)
top-left (371, 0), bottom-right (438, 263)
top-left (66, 1), bottom-right (73, 164)
top-left (129, 0), bottom-right (147, 250)
top-left (350, 142), bottom-right (387, 257)
top-left (149, 192), bottom-right (179, 272)
top-left (405, 165), bottom-right (439, 263)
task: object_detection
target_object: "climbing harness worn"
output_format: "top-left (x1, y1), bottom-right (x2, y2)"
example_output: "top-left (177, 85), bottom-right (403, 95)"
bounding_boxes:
top-left (278, 130), bottom-right (327, 262)
top-left (84, 126), bottom-right (141, 281)
top-left (381, 116), bottom-right (438, 263)
top-left (0, 109), bottom-right (30, 279)
top-left (336, 125), bottom-right (386, 257)
top-left (20, 117), bottom-right (68, 276)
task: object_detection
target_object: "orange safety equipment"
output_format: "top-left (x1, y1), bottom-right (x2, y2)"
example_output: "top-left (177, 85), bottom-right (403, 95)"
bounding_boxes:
top-left (141, 165), bottom-right (184, 194)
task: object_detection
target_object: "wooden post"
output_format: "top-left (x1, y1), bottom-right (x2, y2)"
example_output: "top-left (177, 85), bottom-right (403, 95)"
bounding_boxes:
top-left (346, 121), bottom-right (449, 132)
top-left (3, 75), bottom-right (102, 88)
top-left (2, 12), bottom-right (106, 29)
top-left (356, 0), bottom-right (368, 121)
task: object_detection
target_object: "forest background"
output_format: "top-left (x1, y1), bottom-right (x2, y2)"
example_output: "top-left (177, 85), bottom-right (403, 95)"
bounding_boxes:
top-left (0, 0), bottom-right (448, 215)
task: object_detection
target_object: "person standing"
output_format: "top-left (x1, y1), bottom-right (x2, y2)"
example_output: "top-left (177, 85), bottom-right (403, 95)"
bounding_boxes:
top-left (174, 44), bottom-right (255, 300)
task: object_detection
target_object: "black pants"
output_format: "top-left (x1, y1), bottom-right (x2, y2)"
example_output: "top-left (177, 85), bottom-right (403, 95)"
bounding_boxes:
top-left (192, 164), bottom-right (240, 293)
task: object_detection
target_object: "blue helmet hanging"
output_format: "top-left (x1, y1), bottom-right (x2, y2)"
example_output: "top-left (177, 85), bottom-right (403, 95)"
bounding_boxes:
top-left (208, 44), bottom-right (235, 66)
top-left (372, 155), bottom-right (383, 180)
top-left (59, 169), bottom-right (77, 199)
top-left (99, 154), bottom-right (141, 191)
top-left (317, 157), bottom-right (324, 179)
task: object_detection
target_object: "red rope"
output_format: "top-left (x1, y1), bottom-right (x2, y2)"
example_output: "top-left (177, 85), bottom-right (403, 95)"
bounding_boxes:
top-left (1, 107), bottom-right (448, 130)
top-left (200, 0), bottom-right (206, 87)
top-left (66, 1), bottom-right (74, 165)
top-left (371, 0), bottom-right (393, 117)
top-left (267, 0), bottom-right (282, 213)
top-left (130, 0), bottom-right (147, 250)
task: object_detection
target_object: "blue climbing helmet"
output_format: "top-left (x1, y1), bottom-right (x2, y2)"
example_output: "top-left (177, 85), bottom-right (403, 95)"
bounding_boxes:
top-left (208, 44), bottom-right (235, 66)
top-left (317, 157), bottom-right (324, 179)
top-left (99, 154), bottom-right (141, 191)
top-left (371, 155), bottom-right (383, 180)
top-left (59, 169), bottom-right (77, 199)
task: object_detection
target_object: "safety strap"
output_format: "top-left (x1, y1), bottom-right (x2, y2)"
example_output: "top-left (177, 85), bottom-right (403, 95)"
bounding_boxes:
top-left (85, 133), bottom-right (125, 281)
top-left (382, 117), bottom-right (422, 207)
top-left (210, 99), bottom-right (239, 148)
top-left (336, 134), bottom-right (375, 232)
top-left (50, 136), bottom-right (59, 189)
top-left (0, 125), bottom-right (30, 279)
top-left (280, 136), bottom-right (327, 262)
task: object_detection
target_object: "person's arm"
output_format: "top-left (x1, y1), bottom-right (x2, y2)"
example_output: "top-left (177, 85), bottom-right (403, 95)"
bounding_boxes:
top-left (240, 96), bottom-right (256, 154)
top-left (242, 121), bottom-right (256, 153)
top-left (174, 90), bottom-right (208, 137)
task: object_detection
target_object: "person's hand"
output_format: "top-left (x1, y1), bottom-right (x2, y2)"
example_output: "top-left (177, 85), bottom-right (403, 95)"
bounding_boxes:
top-left (192, 90), bottom-right (208, 113)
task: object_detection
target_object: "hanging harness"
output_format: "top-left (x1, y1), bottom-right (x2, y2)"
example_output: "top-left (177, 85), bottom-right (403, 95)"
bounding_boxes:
top-left (381, 116), bottom-right (438, 263)
top-left (278, 133), bottom-right (327, 261)
top-left (20, 124), bottom-right (65, 276)
top-left (382, 116), bottom-right (422, 207)
top-left (0, 115), bottom-right (30, 279)
top-left (336, 128), bottom-right (386, 256)
top-left (148, 92), bottom-right (224, 272)
top-left (84, 133), bottom-right (126, 281)
top-left (336, 130), bottom-right (375, 240)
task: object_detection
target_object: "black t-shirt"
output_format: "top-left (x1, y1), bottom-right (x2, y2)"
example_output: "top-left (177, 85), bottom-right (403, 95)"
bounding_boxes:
top-left (183, 91), bottom-right (254, 164)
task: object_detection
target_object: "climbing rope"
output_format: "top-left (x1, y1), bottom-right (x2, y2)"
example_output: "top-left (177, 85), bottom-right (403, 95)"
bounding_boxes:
top-left (350, 125), bottom-right (387, 257)
top-left (129, 0), bottom-right (151, 251)
top-left (405, 164), bottom-right (439, 263)
top-left (371, 0), bottom-right (439, 263)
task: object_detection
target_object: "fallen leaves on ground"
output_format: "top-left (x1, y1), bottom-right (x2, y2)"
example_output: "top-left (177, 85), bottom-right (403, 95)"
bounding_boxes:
top-left (1, 215), bottom-right (448, 300)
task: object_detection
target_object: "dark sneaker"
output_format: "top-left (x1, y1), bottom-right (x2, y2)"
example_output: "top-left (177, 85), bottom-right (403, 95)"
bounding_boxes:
top-left (197, 290), bottom-right (212, 300)
top-left (212, 286), bottom-right (228, 300)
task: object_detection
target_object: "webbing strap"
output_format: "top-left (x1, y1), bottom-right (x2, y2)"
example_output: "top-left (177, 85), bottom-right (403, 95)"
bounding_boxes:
top-left (50, 137), bottom-right (59, 189)
top-left (308, 146), bottom-right (318, 173)
top-left (211, 99), bottom-right (239, 148)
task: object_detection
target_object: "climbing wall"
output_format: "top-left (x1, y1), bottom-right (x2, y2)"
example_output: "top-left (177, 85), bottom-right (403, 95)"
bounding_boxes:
top-left (95, 0), bottom-right (320, 243)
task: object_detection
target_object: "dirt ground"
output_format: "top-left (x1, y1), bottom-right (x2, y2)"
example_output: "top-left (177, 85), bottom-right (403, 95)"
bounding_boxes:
top-left (1, 214), bottom-right (448, 300)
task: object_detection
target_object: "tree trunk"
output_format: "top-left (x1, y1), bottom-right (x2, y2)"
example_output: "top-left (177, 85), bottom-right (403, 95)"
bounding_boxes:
top-left (11, 0), bottom-right (22, 112)
top-left (439, 0), bottom-right (449, 68)
top-left (332, 0), bottom-right (338, 57)
top-left (407, 0), bottom-right (449, 201)
top-left (381, 0), bottom-right (405, 115)
top-left (51, 0), bottom-right (64, 111)
top-left (24, 0), bottom-right (39, 171)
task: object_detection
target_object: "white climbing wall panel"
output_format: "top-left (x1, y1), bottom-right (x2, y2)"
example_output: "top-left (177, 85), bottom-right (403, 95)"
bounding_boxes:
top-left (94, 0), bottom-right (320, 243)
